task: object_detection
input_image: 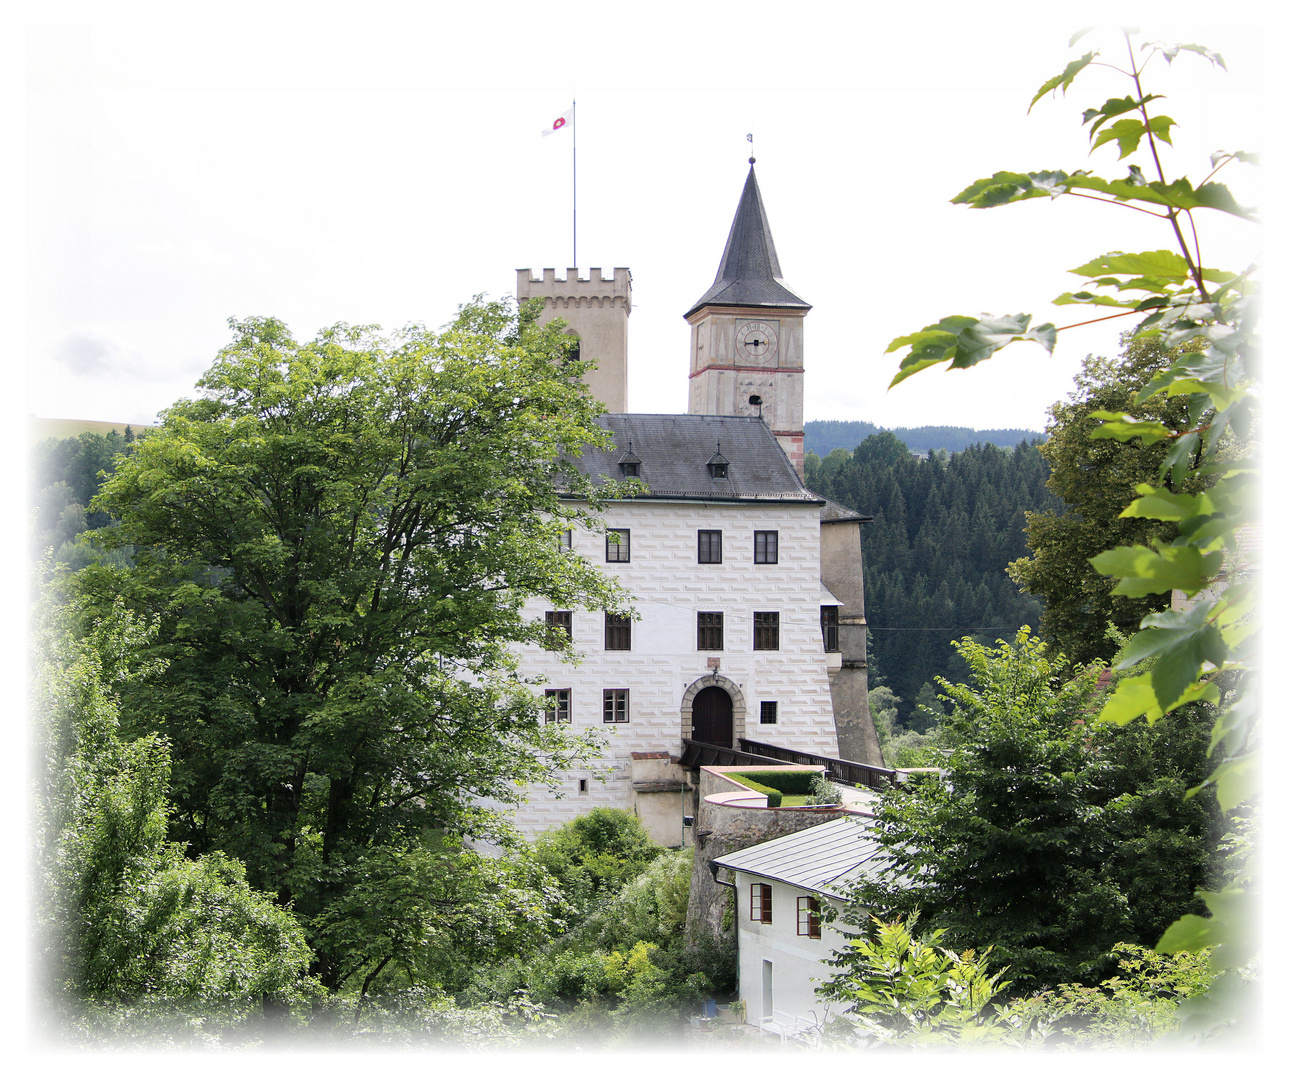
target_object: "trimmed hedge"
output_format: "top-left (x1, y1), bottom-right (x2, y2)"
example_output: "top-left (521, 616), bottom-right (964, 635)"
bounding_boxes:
top-left (725, 770), bottom-right (822, 807)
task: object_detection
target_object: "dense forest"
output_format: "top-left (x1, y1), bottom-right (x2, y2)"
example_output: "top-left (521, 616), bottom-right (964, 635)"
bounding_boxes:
top-left (805, 419), bottom-right (1044, 458)
top-left (804, 432), bottom-right (1062, 730)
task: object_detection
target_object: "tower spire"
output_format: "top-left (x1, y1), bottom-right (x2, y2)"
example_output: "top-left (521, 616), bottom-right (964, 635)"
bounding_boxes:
top-left (684, 160), bottom-right (810, 318)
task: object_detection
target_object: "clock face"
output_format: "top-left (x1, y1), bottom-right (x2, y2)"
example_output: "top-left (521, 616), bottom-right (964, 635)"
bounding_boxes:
top-left (734, 319), bottom-right (779, 363)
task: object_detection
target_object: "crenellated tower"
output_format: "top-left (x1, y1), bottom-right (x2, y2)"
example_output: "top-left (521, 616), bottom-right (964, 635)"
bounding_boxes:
top-left (685, 160), bottom-right (809, 476)
top-left (516, 267), bottom-right (632, 412)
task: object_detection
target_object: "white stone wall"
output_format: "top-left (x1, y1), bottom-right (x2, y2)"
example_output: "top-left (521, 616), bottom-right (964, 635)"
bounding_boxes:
top-left (509, 498), bottom-right (839, 838)
top-left (733, 871), bottom-right (851, 1030)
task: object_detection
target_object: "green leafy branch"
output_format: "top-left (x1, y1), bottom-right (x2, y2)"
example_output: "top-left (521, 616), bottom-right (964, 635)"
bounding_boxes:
top-left (884, 27), bottom-right (1258, 1019)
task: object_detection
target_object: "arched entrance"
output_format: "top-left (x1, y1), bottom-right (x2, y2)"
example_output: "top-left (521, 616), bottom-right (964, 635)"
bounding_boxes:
top-left (692, 686), bottom-right (734, 747)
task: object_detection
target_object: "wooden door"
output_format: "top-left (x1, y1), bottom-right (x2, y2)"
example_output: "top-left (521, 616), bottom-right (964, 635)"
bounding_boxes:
top-left (692, 686), bottom-right (734, 747)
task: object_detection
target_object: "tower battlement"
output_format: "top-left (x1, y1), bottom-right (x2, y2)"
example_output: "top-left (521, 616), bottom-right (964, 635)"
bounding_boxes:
top-left (517, 267), bottom-right (632, 313)
top-left (515, 267), bottom-right (632, 412)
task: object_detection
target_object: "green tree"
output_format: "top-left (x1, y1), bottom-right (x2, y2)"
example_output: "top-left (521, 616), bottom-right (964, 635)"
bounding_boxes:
top-left (33, 597), bottom-right (316, 1038)
top-left (75, 298), bottom-right (631, 995)
top-left (819, 915), bottom-right (1013, 1047)
top-left (1009, 338), bottom-right (1203, 666)
top-left (850, 630), bottom-right (1220, 992)
top-left (530, 807), bottom-right (663, 918)
top-left (884, 29), bottom-right (1257, 1033)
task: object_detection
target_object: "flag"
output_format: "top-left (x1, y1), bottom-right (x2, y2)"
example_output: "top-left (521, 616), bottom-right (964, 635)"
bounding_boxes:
top-left (543, 106), bottom-right (574, 137)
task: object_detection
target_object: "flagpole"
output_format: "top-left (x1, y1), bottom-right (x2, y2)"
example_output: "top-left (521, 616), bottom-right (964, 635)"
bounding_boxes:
top-left (572, 98), bottom-right (577, 268)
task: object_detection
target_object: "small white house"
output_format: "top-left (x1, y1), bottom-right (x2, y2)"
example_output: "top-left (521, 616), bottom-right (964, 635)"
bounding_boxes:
top-left (711, 815), bottom-right (891, 1037)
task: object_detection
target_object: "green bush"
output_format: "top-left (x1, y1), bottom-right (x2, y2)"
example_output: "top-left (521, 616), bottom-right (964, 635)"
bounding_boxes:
top-left (726, 769), bottom-right (821, 800)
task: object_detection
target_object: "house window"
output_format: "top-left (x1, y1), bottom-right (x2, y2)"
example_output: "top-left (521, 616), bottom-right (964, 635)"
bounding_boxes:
top-left (544, 610), bottom-right (572, 649)
top-left (710, 462), bottom-right (728, 479)
top-left (760, 701), bottom-right (778, 725)
top-left (621, 461), bottom-right (640, 477)
top-left (697, 611), bottom-right (724, 651)
top-left (754, 530), bottom-right (778, 564)
top-left (603, 689), bottom-right (629, 724)
top-left (605, 613), bottom-right (632, 651)
top-left (750, 882), bottom-right (773, 924)
top-left (821, 606), bottom-right (839, 652)
top-left (753, 611), bottom-right (780, 651)
top-left (544, 688), bottom-right (570, 723)
top-left (606, 529), bottom-right (630, 563)
top-left (560, 529), bottom-right (573, 548)
top-left (698, 530), bottom-right (722, 564)
top-left (797, 896), bottom-right (822, 939)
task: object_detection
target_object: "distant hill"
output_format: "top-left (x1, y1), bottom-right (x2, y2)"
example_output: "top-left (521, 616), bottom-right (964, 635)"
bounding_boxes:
top-left (29, 417), bottom-right (152, 445)
top-left (805, 420), bottom-right (1045, 458)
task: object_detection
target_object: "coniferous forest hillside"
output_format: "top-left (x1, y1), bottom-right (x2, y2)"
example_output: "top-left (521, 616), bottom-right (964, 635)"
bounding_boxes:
top-left (805, 419), bottom-right (1044, 459)
top-left (804, 432), bottom-right (1063, 727)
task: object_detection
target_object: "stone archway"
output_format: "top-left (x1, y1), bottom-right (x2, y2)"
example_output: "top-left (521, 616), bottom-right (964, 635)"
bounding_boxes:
top-left (681, 673), bottom-right (747, 747)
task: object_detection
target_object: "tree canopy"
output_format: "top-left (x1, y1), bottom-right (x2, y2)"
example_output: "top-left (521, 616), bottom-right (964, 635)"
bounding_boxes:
top-left (849, 631), bottom-right (1222, 993)
top-left (75, 298), bottom-right (630, 994)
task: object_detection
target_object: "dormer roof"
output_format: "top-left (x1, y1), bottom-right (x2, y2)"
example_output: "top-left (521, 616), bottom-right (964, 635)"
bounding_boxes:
top-left (567, 414), bottom-right (820, 503)
top-left (684, 161), bottom-right (812, 318)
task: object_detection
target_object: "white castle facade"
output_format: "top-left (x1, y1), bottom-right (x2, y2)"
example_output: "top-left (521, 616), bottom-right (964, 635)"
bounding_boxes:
top-left (507, 162), bottom-right (881, 844)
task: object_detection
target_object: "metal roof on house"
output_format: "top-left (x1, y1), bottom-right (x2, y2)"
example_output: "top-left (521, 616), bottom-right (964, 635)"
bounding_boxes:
top-left (712, 815), bottom-right (894, 900)
top-left (684, 163), bottom-right (811, 318)
top-left (567, 413), bottom-right (822, 503)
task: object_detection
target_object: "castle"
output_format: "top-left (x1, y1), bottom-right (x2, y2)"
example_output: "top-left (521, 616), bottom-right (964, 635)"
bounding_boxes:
top-left (507, 161), bottom-right (881, 843)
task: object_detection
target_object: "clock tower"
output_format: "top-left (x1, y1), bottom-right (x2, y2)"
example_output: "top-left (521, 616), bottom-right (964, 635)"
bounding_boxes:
top-left (686, 159), bottom-right (810, 476)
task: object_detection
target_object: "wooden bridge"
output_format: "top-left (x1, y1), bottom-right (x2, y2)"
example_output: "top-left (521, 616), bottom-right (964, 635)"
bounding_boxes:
top-left (677, 737), bottom-right (899, 791)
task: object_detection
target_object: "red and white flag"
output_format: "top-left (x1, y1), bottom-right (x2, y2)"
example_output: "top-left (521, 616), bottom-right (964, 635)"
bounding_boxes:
top-left (542, 106), bottom-right (574, 137)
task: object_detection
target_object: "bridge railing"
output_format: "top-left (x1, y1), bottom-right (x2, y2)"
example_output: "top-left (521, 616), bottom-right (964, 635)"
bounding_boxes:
top-left (677, 738), bottom-right (899, 791)
top-left (736, 738), bottom-right (899, 791)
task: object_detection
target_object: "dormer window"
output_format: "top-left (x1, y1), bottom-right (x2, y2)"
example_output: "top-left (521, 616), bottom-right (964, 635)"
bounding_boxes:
top-left (619, 441), bottom-right (642, 478)
top-left (707, 442), bottom-right (730, 480)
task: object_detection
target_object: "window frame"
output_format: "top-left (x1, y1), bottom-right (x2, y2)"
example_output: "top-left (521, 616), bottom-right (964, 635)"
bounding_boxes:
top-left (750, 882), bottom-right (773, 924)
top-left (543, 688), bottom-right (571, 723)
top-left (753, 611), bottom-right (780, 651)
top-left (604, 612), bottom-right (632, 651)
top-left (697, 611), bottom-right (724, 651)
top-left (754, 530), bottom-right (779, 565)
top-left (821, 605), bottom-right (840, 652)
top-left (797, 895), bottom-right (822, 939)
top-left (697, 529), bottom-right (723, 564)
top-left (602, 688), bottom-right (629, 724)
top-left (544, 610), bottom-right (572, 649)
top-left (606, 528), bottom-right (631, 563)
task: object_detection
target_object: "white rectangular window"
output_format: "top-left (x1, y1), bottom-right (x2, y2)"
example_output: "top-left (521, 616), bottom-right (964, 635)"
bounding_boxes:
top-left (544, 688), bottom-right (570, 723)
top-left (754, 530), bottom-right (778, 564)
top-left (603, 688), bottom-right (629, 723)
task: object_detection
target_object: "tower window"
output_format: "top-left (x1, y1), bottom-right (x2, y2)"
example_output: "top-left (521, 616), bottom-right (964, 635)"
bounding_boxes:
top-left (753, 611), bottom-right (780, 651)
top-left (821, 606), bottom-right (839, 652)
top-left (606, 529), bottom-right (630, 563)
top-left (605, 613), bottom-right (632, 651)
top-left (697, 611), bottom-right (724, 651)
top-left (698, 530), bottom-right (722, 564)
top-left (565, 334), bottom-right (581, 363)
top-left (754, 530), bottom-right (778, 564)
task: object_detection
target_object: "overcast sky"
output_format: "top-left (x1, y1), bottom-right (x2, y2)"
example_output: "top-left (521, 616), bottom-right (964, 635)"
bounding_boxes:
top-left (23, 6), bottom-right (1264, 436)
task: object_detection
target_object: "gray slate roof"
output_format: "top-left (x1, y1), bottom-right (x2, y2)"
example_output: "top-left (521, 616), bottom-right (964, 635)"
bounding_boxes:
top-left (684, 163), bottom-right (811, 318)
top-left (712, 815), bottom-right (893, 900)
top-left (568, 413), bottom-right (822, 503)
